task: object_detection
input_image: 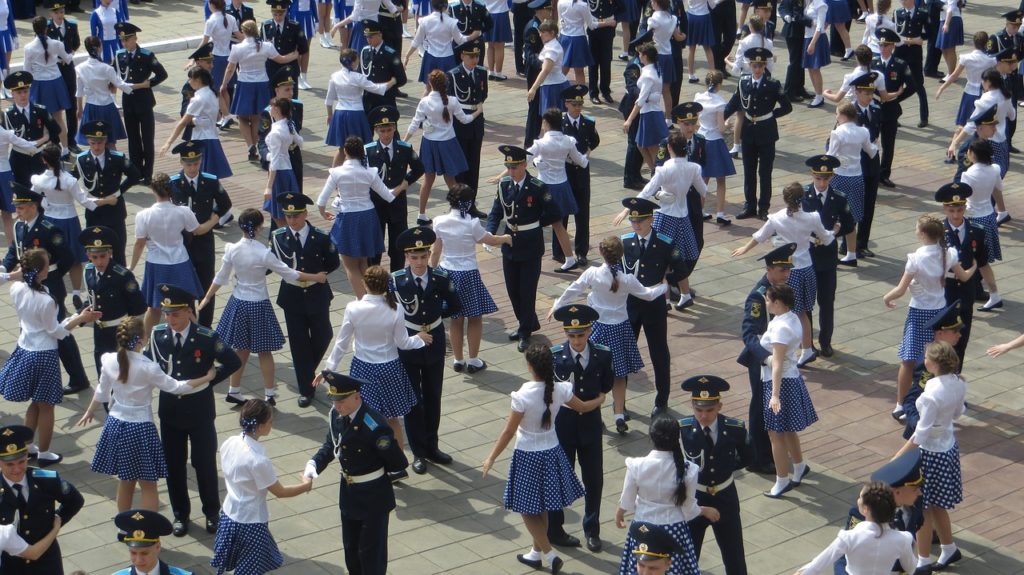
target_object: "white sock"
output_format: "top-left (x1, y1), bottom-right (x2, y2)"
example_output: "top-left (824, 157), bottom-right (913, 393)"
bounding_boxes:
top-left (938, 543), bottom-right (958, 563)
top-left (37, 451), bottom-right (60, 461)
top-left (688, 74), bottom-right (698, 80)
top-left (716, 212), bottom-right (727, 218)
top-left (468, 357), bottom-right (484, 367)
top-left (677, 293), bottom-right (692, 305)
top-left (799, 348), bottom-right (815, 362)
top-left (522, 549), bottom-right (541, 561)
top-left (614, 413), bottom-right (624, 422)
top-left (893, 403), bottom-right (903, 411)
top-left (418, 212), bottom-right (427, 219)
top-left (840, 252), bottom-right (856, 261)
top-left (793, 461), bottom-right (807, 480)
top-left (28, 444), bottom-right (39, 455)
top-left (453, 359), bottom-right (466, 367)
top-left (770, 475), bottom-right (791, 496)
top-left (545, 551), bottom-right (559, 565)
top-left (265, 388), bottom-right (277, 397)
top-left (985, 292), bottom-right (1002, 305)
top-left (228, 386), bottom-right (241, 395)
top-left (917, 556), bottom-right (933, 568)
top-left (998, 210), bottom-right (1009, 219)
top-left (561, 256), bottom-right (577, 269)
top-left (73, 289), bottom-right (81, 296)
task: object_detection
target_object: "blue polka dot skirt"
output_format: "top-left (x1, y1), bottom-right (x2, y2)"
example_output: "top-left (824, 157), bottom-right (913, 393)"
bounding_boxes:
top-left (991, 140), bottom-right (1009, 179)
top-left (216, 296), bottom-right (286, 353)
top-left (503, 446), bottom-right (585, 515)
top-left (91, 417), bottom-right (168, 481)
top-left (591, 320), bottom-right (644, 378)
top-left (618, 520), bottom-right (700, 575)
top-left (921, 443), bottom-right (963, 510)
top-left (329, 208), bottom-right (385, 258)
top-left (654, 212), bottom-right (699, 262)
top-left (897, 306), bottom-right (939, 362)
top-left (969, 213), bottom-right (1001, 262)
top-left (211, 511), bottom-right (284, 575)
top-left (785, 265), bottom-right (817, 314)
top-left (442, 268), bottom-right (497, 319)
top-left (0, 347), bottom-right (62, 405)
top-left (350, 357), bottom-right (418, 418)
top-left (762, 376), bottom-right (818, 433)
top-left (831, 174), bottom-right (865, 223)
top-left (44, 216), bottom-right (87, 263)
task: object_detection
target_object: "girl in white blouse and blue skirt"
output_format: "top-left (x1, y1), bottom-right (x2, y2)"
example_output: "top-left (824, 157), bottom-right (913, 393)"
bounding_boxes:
top-left (199, 208), bottom-right (327, 405)
top-left (160, 66), bottom-right (233, 180)
top-left (694, 71), bottom-right (736, 223)
top-left (75, 36), bottom-right (136, 148)
top-left (960, 141), bottom-right (1004, 312)
top-left (89, 0), bottom-right (124, 63)
top-left (203, 0), bottom-right (241, 101)
top-left (404, 0), bottom-right (478, 86)
top-left (24, 17), bottom-right (73, 154)
top-left (623, 43), bottom-right (667, 172)
top-left (483, 344), bottom-right (601, 574)
top-left (933, 0), bottom-right (962, 75)
top-left (0, 0), bottom-right (17, 78)
top-left (557, 0), bottom-right (613, 86)
top-left (649, 0), bottom-right (683, 111)
top-left (803, 0), bottom-right (830, 107)
top-left (682, 0), bottom-right (713, 86)
top-left (527, 20), bottom-right (571, 114)
top-left (76, 317), bottom-right (214, 514)
top-left (260, 97), bottom-right (304, 230)
top-left (826, 102), bottom-right (877, 266)
top-left (325, 48), bottom-right (394, 166)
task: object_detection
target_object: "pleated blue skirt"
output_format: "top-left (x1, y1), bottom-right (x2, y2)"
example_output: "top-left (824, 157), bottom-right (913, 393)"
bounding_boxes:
top-left (196, 138), bottom-right (233, 179)
top-left (485, 13), bottom-right (513, 43)
top-left (349, 356), bottom-right (418, 418)
top-left (420, 137), bottom-right (469, 175)
top-left (935, 17), bottom-right (963, 50)
top-left (212, 55), bottom-right (229, 92)
top-left (559, 34), bottom-right (593, 68)
top-left (263, 169), bottom-right (301, 219)
top-left (77, 102), bottom-right (128, 145)
top-left (803, 36), bottom-right (831, 69)
top-left (657, 53), bottom-right (677, 85)
top-left (349, 21), bottom-right (369, 51)
top-left (329, 207), bottom-right (385, 257)
top-left (762, 376), bottom-right (818, 432)
top-left (142, 260), bottom-right (203, 307)
top-left (703, 138), bottom-right (736, 177)
top-left (686, 12), bottom-right (716, 47)
top-left (211, 512), bottom-right (284, 575)
top-left (92, 417), bottom-right (168, 481)
top-left (591, 320), bottom-right (644, 378)
top-left (43, 215), bottom-right (87, 262)
top-left (503, 446), bottom-right (585, 514)
top-left (294, 10), bottom-right (317, 38)
top-left (615, 0), bottom-right (639, 23)
top-left (619, 520), bottom-right (700, 575)
top-left (897, 306), bottom-right (939, 362)
top-left (636, 110), bottom-right (669, 148)
top-left (326, 108), bottom-right (372, 147)
top-left (539, 81), bottom-right (570, 113)
top-left (0, 171), bottom-right (13, 212)
top-left (0, 347), bottom-right (62, 405)
top-left (217, 296), bottom-right (286, 353)
top-left (30, 77), bottom-right (72, 112)
top-left (419, 53), bottom-right (457, 83)
top-left (547, 180), bottom-right (577, 216)
top-left (825, 0), bottom-right (850, 24)
top-left (230, 80), bottom-right (271, 116)
top-left (955, 92), bottom-right (979, 127)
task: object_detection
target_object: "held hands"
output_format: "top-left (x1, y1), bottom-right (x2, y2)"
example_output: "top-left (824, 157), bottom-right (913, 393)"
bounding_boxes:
top-left (311, 372), bottom-right (325, 389)
top-left (76, 305), bottom-right (103, 326)
top-left (701, 506), bottom-right (721, 522)
top-left (418, 331), bottom-right (434, 345)
top-left (188, 367), bottom-right (218, 388)
top-left (303, 460), bottom-right (319, 480)
top-left (301, 476), bottom-right (314, 493)
top-left (769, 395), bottom-right (782, 414)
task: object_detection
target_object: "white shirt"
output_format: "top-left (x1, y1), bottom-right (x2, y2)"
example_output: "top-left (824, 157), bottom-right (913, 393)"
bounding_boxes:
top-left (733, 33), bottom-right (774, 74)
top-left (941, 0), bottom-right (959, 20)
top-left (75, 57), bottom-right (134, 106)
top-left (539, 39), bottom-right (568, 85)
top-left (799, 521), bottom-right (917, 575)
top-left (838, 65), bottom-right (886, 101)
top-left (0, 1), bottom-right (12, 33)
top-left (912, 372), bottom-right (966, 453)
top-left (0, 524), bottom-right (29, 558)
top-left (526, 131), bottom-right (588, 185)
top-left (220, 434), bottom-right (278, 524)
top-left (23, 37), bottom-right (73, 82)
top-left (9, 282), bottom-right (73, 351)
top-left (759, 310), bottom-right (802, 379)
top-left (484, 0), bottom-right (508, 13)
top-left (317, 159), bottom-right (395, 214)
top-left (905, 244), bottom-right (958, 309)
top-left (433, 209), bottom-right (487, 270)
top-left (213, 237), bottom-right (301, 301)
top-left (695, 90), bottom-right (727, 140)
top-left (557, 0), bottom-right (596, 37)
top-left (619, 450), bottom-right (701, 525)
top-left (510, 380), bottom-right (574, 451)
top-left (93, 5), bottom-right (120, 40)
top-left (639, 157), bottom-right (707, 218)
top-left (204, 11), bottom-right (240, 56)
top-left (95, 351), bottom-right (194, 422)
top-left (862, 13), bottom-right (896, 53)
top-left (33, 172), bottom-right (97, 219)
top-left (958, 50), bottom-right (996, 96)
top-left (184, 86), bottom-right (221, 140)
top-left (134, 201), bottom-right (200, 265)
top-left (551, 264), bottom-right (667, 324)
top-left (410, 12), bottom-right (470, 57)
top-left (636, 64), bottom-right (664, 114)
top-left (963, 90), bottom-right (1016, 143)
top-left (804, 0), bottom-right (827, 38)
top-left (685, 0), bottom-right (711, 16)
top-left (647, 11), bottom-right (677, 54)
top-left (228, 37), bottom-right (280, 83)
top-left (351, 0), bottom-right (399, 22)
top-left (752, 209), bottom-right (835, 270)
top-left (326, 67), bottom-right (388, 111)
top-left (827, 122), bottom-right (877, 176)
top-left (266, 118), bottom-right (302, 170)
top-left (962, 163), bottom-right (1002, 218)
top-left (323, 294), bottom-right (425, 367)
top-left (407, 91), bottom-right (475, 141)
top-left (0, 128), bottom-right (37, 173)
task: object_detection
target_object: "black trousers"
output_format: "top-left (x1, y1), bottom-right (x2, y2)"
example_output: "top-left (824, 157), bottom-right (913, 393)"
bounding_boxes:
top-left (858, 153), bottom-right (880, 249)
top-left (945, 277), bottom-right (975, 368)
top-left (59, 62), bottom-right (78, 145)
top-left (511, 4), bottom-right (534, 75)
top-left (548, 439), bottom-right (603, 538)
top-left (284, 307), bottom-right (334, 398)
top-left (188, 239), bottom-right (216, 327)
top-left (161, 418), bottom-right (220, 521)
top-left (587, 27), bottom-right (614, 97)
top-left (524, 71), bottom-right (542, 147)
top-left (623, 114), bottom-right (643, 183)
top-left (783, 34), bottom-right (806, 98)
top-left (380, 15), bottom-right (403, 54)
top-left (711, 0), bottom-right (737, 71)
top-left (896, 44), bottom-right (928, 123)
top-left (741, 139), bottom-right (775, 212)
top-left (341, 512), bottom-right (390, 575)
top-left (689, 485), bottom-right (747, 575)
top-left (10, 151), bottom-right (44, 186)
top-left (454, 114), bottom-right (485, 195)
top-left (92, 325), bottom-right (118, 377)
top-left (124, 98), bottom-right (156, 182)
top-left (403, 358), bottom-right (445, 457)
top-left (627, 297), bottom-right (670, 408)
top-left (553, 165), bottom-right (590, 260)
top-left (669, 38), bottom-right (684, 107)
top-left (745, 364), bottom-right (771, 468)
top-left (810, 266), bottom-right (837, 348)
top-left (50, 283), bottom-right (88, 387)
top-left (923, 2), bottom-right (942, 75)
top-left (879, 103), bottom-right (900, 180)
top-left (503, 256), bottom-right (542, 338)
top-left (369, 193), bottom-right (409, 272)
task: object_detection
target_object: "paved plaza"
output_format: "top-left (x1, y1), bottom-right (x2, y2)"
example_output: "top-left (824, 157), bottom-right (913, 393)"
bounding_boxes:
top-left (2, 1), bottom-right (1024, 573)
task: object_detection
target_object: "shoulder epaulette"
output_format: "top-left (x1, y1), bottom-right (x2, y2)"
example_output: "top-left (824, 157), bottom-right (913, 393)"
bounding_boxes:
top-left (169, 173), bottom-right (182, 181)
top-left (153, 322), bottom-right (169, 331)
top-left (391, 269), bottom-right (407, 278)
top-left (969, 222), bottom-right (986, 231)
top-left (111, 264), bottom-right (128, 276)
top-left (65, 18), bottom-right (78, 24)
top-left (30, 468), bottom-right (57, 478)
top-left (168, 566), bottom-right (193, 575)
top-left (109, 151), bottom-right (125, 157)
top-left (431, 267), bottom-right (449, 277)
top-left (723, 417), bottom-right (746, 428)
top-left (112, 569), bottom-right (132, 575)
top-left (592, 343), bottom-right (610, 351)
top-left (679, 415), bottom-right (696, 427)
top-left (115, 48), bottom-right (127, 55)
top-left (395, 139), bottom-right (412, 148)
top-left (656, 232), bottom-right (673, 244)
top-left (499, 175), bottom-right (512, 182)
top-left (272, 227), bottom-right (288, 236)
top-left (40, 219), bottom-right (56, 230)
top-left (582, 114), bottom-right (595, 122)
top-left (362, 411), bottom-right (379, 430)
top-left (311, 227), bottom-right (330, 238)
top-left (621, 232), bottom-right (637, 240)
top-left (381, 45), bottom-right (396, 54)
top-left (550, 344), bottom-right (564, 352)
top-left (756, 284), bottom-right (768, 295)
top-left (196, 326), bottom-right (216, 338)
top-left (85, 262), bottom-right (95, 270)
top-left (832, 189), bottom-right (847, 199)
top-left (201, 172), bottom-right (217, 180)
top-left (138, 47), bottom-right (153, 56)
top-left (364, 142), bottom-right (379, 151)
top-left (527, 175), bottom-right (543, 186)
top-left (76, 150), bottom-right (89, 158)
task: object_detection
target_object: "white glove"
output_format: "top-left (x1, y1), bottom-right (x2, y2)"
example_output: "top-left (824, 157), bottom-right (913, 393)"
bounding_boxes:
top-left (303, 460), bottom-right (319, 480)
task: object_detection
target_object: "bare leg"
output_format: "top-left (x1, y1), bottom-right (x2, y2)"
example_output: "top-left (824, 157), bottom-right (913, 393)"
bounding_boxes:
top-left (139, 480), bottom-right (159, 511)
top-left (451, 317), bottom-right (466, 362)
top-left (714, 176), bottom-right (727, 214)
top-left (467, 316), bottom-right (483, 359)
top-left (1, 212), bottom-right (13, 246)
top-left (491, 43), bottom-right (505, 74)
top-left (979, 264), bottom-right (998, 293)
top-left (703, 46), bottom-right (716, 73)
top-left (798, 311), bottom-right (812, 349)
top-left (54, 113), bottom-right (68, 150)
top-left (258, 352), bottom-right (275, 391)
top-left (231, 349), bottom-right (251, 389)
top-left (341, 254), bottom-right (368, 298)
top-left (419, 173), bottom-right (437, 214)
top-left (768, 430), bottom-right (793, 476)
top-left (69, 261), bottom-right (83, 291)
top-left (572, 67), bottom-right (585, 86)
top-left (661, 83), bottom-right (672, 116)
top-left (896, 359), bottom-right (914, 404)
top-left (620, 22), bottom-right (632, 53)
top-left (640, 145), bottom-right (657, 172)
top-left (387, 417), bottom-right (405, 450)
top-left (611, 376), bottom-right (626, 415)
top-left (809, 69), bottom-right (824, 96)
top-left (521, 513), bottom-right (553, 554)
top-left (783, 431), bottom-right (803, 464)
top-left (917, 513), bottom-right (935, 558)
top-left (551, 222), bottom-right (573, 261)
top-left (930, 507), bottom-right (954, 545)
top-left (239, 115), bottom-right (256, 147)
top-left (116, 480), bottom-right (137, 513)
top-left (835, 23), bottom-right (852, 52)
top-left (942, 49), bottom-right (956, 76)
top-left (300, 52), bottom-right (310, 76)
top-left (687, 45), bottom-right (697, 79)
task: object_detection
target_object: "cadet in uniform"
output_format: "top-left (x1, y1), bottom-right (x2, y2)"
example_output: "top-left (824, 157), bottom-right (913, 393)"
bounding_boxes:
top-left (3, 71), bottom-right (61, 186)
top-left (366, 106), bottom-right (424, 272)
top-left (78, 225), bottom-right (146, 373)
top-left (181, 43), bottom-right (216, 142)
top-left (628, 521), bottom-right (682, 575)
top-left (619, 48), bottom-right (646, 190)
top-left (991, 11), bottom-right (1023, 151)
top-left (724, 47), bottom-right (792, 220)
top-left (257, 69), bottom-right (304, 193)
top-left (558, 84), bottom-right (599, 264)
top-left (0, 424), bottom-right (84, 575)
top-left (392, 227), bottom-right (460, 473)
top-left (936, 186), bottom-right (985, 367)
top-left (112, 509), bottom-right (191, 575)
top-left (586, 0), bottom-right (617, 103)
top-left (447, 39), bottom-right (488, 198)
top-left (270, 193), bottom-right (340, 407)
top-left (894, 0), bottom-right (929, 128)
top-left (359, 20), bottom-right (407, 112)
top-left (168, 141), bottom-right (233, 328)
top-left (305, 372), bottom-right (409, 575)
top-left (449, 0), bottom-right (493, 63)
top-left (801, 155), bottom-right (855, 358)
top-left (114, 23), bottom-right (168, 185)
top-left (851, 72), bottom-right (882, 258)
top-left (484, 144), bottom-right (561, 352)
top-left (45, 0), bottom-right (81, 152)
top-left (262, 0), bottom-right (309, 81)
top-left (547, 304), bottom-right (612, 553)
top-left (521, 0), bottom-right (552, 147)
top-left (71, 120), bottom-right (143, 267)
top-left (679, 376), bottom-right (749, 575)
top-left (778, 0), bottom-right (810, 102)
top-left (737, 242), bottom-right (796, 474)
top-left (146, 285), bottom-right (241, 537)
top-left (872, 28), bottom-right (917, 189)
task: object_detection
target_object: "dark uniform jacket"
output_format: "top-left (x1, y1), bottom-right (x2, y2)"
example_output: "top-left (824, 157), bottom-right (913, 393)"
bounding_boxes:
top-left (270, 223), bottom-right (340, 314)
top-left (738, 275), bottom-right (771, 369)
top-left (618, 56), bottom-right (642, 119)
top-left (311, 404), bottom-right (408, 519)
top-left (485, 175), bottom-right (562, 261)
top-left (894, 6), bottom-right (928, 41)
top-left (562, 112), bottom-right (599, 154)
top-left (361, 43), bottom-right (406, 110)
top-left (856, 100), bottom-right (882, 142)
top-left (261, 18), bottom-right (308, 56)
top-left (113, 561), bottom-right (192, 575)
top-left (3, 218), bottom-right (72, 299)
top-left (446, 63), bottom-right (488, 112)
top-left (71, 150), bottom-right (142, 221)
top-left (0, 468), bottom-right (84, 572)
top-left (365, 138), bottom-right (424, 189)
top-left (619, 230), bottom-right (686, 288)
top-left (115, 47), bottom-right (168, 108)
top-left (872, 55), bottom-right (917, 111)
top-left (3, 102), bottom-right (61, 145)
top-left (83, 263), bottom-right (146, 325)
top-left (523, 16), bottom-right (544, 79)
top-left (944, 219), bottom-right (987, 290)
top-left (777, 0), bottom-right (807, 39)
top-left (724, 75), bottom-right (792, 144)
top-left (46, 18), bottom-right (80, 58)
top-left (169, 171), bottom-right (233, 232)
top-left (680, 414), bottom-right (750, 493)
top-left (226, 2), bottom-right (256, 25)
top-left (552, 342), bottom-right (613, 446)
top-left (802, 184), bottom-right (855, 271)
top-left (448, 0), bottom-right (493, 37)
top-left (392, 267), bottom-right (460, 364)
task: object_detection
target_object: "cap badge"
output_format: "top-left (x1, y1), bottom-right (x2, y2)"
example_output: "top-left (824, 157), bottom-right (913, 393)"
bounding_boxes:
top-left (4, 444), bottom-right (16, 454)
top-left (131, 512), bottom-right (145, 521)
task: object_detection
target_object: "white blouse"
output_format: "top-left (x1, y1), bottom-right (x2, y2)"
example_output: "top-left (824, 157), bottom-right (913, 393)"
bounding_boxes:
top-left (220, 434), bottom-right (278, 524)
top-left (695, 90), bottom-right (727, 140)
top-left (95, 351), bottom-right (194, 423)
top-left (510, 380), bottom-right (574, 451)
top-left (826, 122), bottom-right (877, 176)
top-left (317, 159), bottom-right (395, 214)
top-left (636, 64), bottom-right (664, 114)
top-left (526, 131), bottom-right (588, 185)
top-left (411, 12), bottom-right (470, 57)
top-left (228, 37), bottom-right (280, 83)
top-left (184, 86), bottom-right (221, 141)
top-left (958, 50), bottom-right (996, 96)
top-left (759, 310), bottom-right (802, 380)
top-left (93, 5), bottom-right (120, 40)
top-left (213, 237), bottom-right (301, 301)
top-left (134, 201), bottom-right (200, 265)
top-left (539, 39), bottom-right (568, 85)
top-left (912, 372), bottom-right (966, 453)
top-left (33, 172), bottom-right (97, 220)
top-left (862, 13), bottom-right (896, 53)
top-left (484, 0), bottom-right (508, 12)
top-left (962, 163), bottom-right (1002, 218)
top-left (326, 67), bottom-right (388, 111)
top-left (941, 0), bottom-right (960, 20)
top-left (204, 11), bottom-right (240, 57)
top-left (350, 0), bottom-right (399, 22)
top-left (9, 282), bottom-right (73, 351)
top-left (638, 157), bottom-right (707, 218)
top-left (557, 0), bottom-right (596, 37)
top-left (904, 244), bottom-right (958, 310)
top-left (798, 521), bottom-right (917, 575)
top-left (76, 57), bottom-right (134, 106)
top-left (733, 33), bottom-right (774, 75)
top-left (0, 128), bottom-right (38, 173)
top-left (647, 11), bottom-right (677, 54)
top-left (838, 66), bottom-right (886, 102)
top-left (266, 118), bottom-right (302, 171)
top-left (433, 209), bottom-right (487, 271)
top-left (23, 37), bottom-right (73, 82)
top-left (964, 90), bottom-right (1015, 144)
top-left (407, 91), bottom-right (475, 142)
top-left (684, 0), bottom-right (710, 15)
top-left (551, 264), bottom-right (666, 325)
top-left (752, 209), bottom-right (835, 270)
top-left (803, 0), bottom-right (827, 38)
top-left (323, 293), bottom-right (425, 367)
top-left (619, 450), bottom-right (701, 525)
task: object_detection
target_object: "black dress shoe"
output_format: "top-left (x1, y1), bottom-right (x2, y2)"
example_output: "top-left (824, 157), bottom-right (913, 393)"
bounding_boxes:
top-left (859, 248), bottom-right (875, 257)
top-left (63, 382), bottom-right (90, 394)
top-left (453, 362), bottom-right (466, 373)
top-left (590, 95), bottom-right (602, 105)
top-left (1010, 146), bottom-right (1021, 154)
top-left (935, 549), bottom-right (962, 569)
top-left (551, 534), bottom-right (580, 547)
top-left (879, 177), bottom-right (896, 188)
top-left (72, 294), bottom-right (84, 311)
top-left (716, 216), bottom-right (732, 226)
top-left (426, 449), bottom-right (453, 464)
top-left (801, 90), bottom-right (815, 99)
top-left (762, 482), bottom-right (794, 498)
top-left (757, 209), bottom-right (769, 221)
top-left (797, 349), bottom-right (818, 368)
top-left (918, 120), bottom-right (929, 128)
top-left (837, 258), bottom-right (858, 267)
top-left (466, 360), bottom-right (487, 374)
top-left (517, 337), bottom-right (530, 352)
top-left (388, 469), bottom-right (409, 482)
top-left (508, 331), bottom-right (521, 341)
top-left (819, 344), bottom-right (834, 357)
top-left (996, 214), bottom-right (1012, 227)
top-left (736, 209), bottom-right (757, 219)
top-left (411, 457), bottom-right (427, 474)
top-left (912, 566), bottom-right (934, 575)
top-left (68, 144), bottom-right (83, 154)
top-left (792, 464), bottom-right (811, 485)
top-left (172, 519), bottom-right (188, 537)
top-left (551, 556), bottom-right (564, 574)
top-left (673, 298), bottom-right (694, 311)
top-left (206, 516), bottom-right (219, 534)
top-left (623, 179), bottom-right (646, 191)
top-left (602, 92), bottom-right (615, 104)
top-left (650, 405), bottom-right (667, 418)
top-left (615, 419), bottom-right (628, 435)
top-left (790, 93), bottom-right (806, 102)
top-left (225, 393), bottom-right (246, 405)
top-left (395, 89), bottom-right (409, 98)
top-left (586, 535), bottom-right (602, 552)
top-left (977, 300), bottom-right (1003, 312)
top-left (553, 261), bottom-right (580, 273)
top-left (264, 395), bottom-right (277, 406)
top-left (622, 409), bottom-right (631, 421)
top-left (297, 395), bottom-right (313, 408)
top-left (213, 213), bottom-right (234, 230)
top-left (516, 554), bottom-right (542, 569)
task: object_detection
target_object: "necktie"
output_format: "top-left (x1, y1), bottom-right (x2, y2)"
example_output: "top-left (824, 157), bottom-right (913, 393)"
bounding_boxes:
top-left (15, 221), bottom-right (24, 244)
top-left (174, 333), bottom-right (183, 356)
top-left (574, 353), bottom-right (584, 382)
top-left (639, 237), bottom-right (647, 257)
top-left (277, 23), bottom-right (283, 35)
top-left (416, 276), bottom-right (424, 296)
top-left (958, 226), bottom-right (965, 245)
top-left (12, 484), bottom-right (26, 511)
top-left (18, 107), bottom-right (27, 122)
top-left (186, 178), bottom-right (196, 195)
top-left (340, 415), bottom-right (351, 432)
top-left (704, 426), bottom-right (715, 447)
top-left (94, 154), bottom-right (104, 170)
top-left (686, 140), bottom-right (692, 156)
top-left (819, 192), bottom-right (825, 206)
top-left (386, 145), bottom-right (393, 162)
top-left (293, 230), bottom-right (302, 250)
